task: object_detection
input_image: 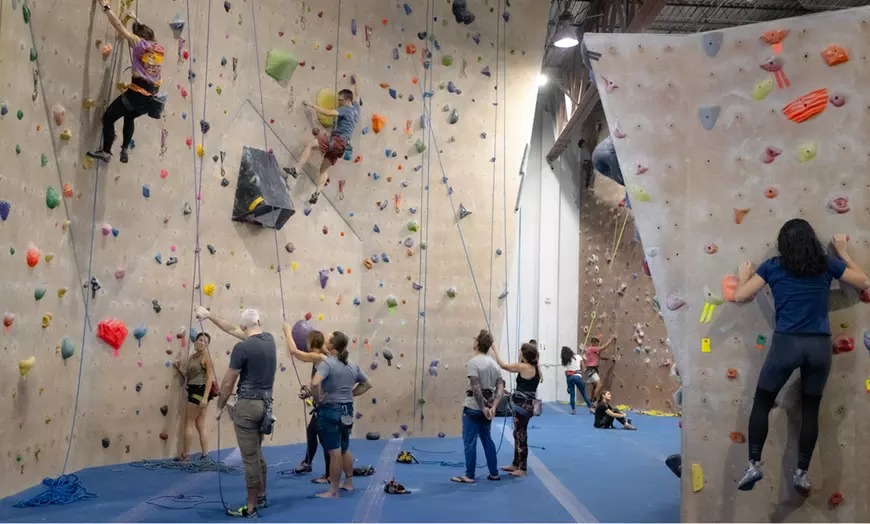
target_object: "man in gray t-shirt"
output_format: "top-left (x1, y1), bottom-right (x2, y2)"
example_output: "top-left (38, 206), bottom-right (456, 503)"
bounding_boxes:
top-left (316, 356), bottom-right (368, 405)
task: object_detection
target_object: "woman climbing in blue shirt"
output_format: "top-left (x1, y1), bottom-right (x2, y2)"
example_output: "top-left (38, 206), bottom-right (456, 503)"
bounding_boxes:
top-left (733, 219), bottom-right (869, 495)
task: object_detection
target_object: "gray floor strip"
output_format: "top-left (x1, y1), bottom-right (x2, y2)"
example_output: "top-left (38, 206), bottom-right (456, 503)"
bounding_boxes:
top-left (352, 437), bottom-right (405, 523)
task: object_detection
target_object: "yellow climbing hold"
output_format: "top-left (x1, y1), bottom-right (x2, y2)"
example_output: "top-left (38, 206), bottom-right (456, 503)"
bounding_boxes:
top-left (317, 313), bottom-right (324, 321)
top-left (196, 144), bottom-right (205, 157)
top-left (60, 129), bottom-right (72, 141)
top-left (691, 463), bottom-right (704, 492)
top-left (203, 283), bottom-right (215, 296)
top-left (315, 88), bottom-right (337, 127)
top-left (291, 261), bottom-right (298, 270)
top-left (19, 356), bottom-right (36, 377)
top-left (751, 78), bottom-right (774, 101)
top-left (57, 287), bottom-right (68, 298)
top-left (320, 295), bottom-right (325, 301)
top-left (797, 142), bottom-right (817, 163)
top-left (41, 313), bottom-right (52, 328)
top-left (628, 185), bottom-right (651, 202)
top-left (703, 285), bottom-right (725, 306)
top-left (82, 156), bottom-right (95, 169)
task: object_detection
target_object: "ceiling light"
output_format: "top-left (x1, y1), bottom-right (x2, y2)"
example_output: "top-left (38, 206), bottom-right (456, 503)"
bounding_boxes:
top-left (553, 26), bottom-right (579, 48)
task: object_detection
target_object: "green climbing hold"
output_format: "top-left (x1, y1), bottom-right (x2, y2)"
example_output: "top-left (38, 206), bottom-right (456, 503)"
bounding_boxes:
top-left (442, 55), bottom-right (454, 66)
top-left (414, 138), bottom-right (427, 153)
top-left (407, 220), bottom-right (419, 232)
top-left (30, 48), bottom-right (37, 61)
top-left (41, 154), bottom-right (48, 167)
top-left (386, 295), bottom-right (398, 308)
top-left (265, 49), bottom-right (298, 82)
top-left (10, 247), bottom-right (16, 255)
top-left (23, 4), bottom-right (31, 24)
top-left (46, 187), bottom-right (60, 209)
top-left (61, 337), bottom-right (75, 360)
top-left (17, 110), bottom-right (24, 120)
top-left (15, 145), bottom-right (21, 155)
top-left (16, 454), bottom-right (23, 463)
top-left (35, 288), bottom-right (46, 301)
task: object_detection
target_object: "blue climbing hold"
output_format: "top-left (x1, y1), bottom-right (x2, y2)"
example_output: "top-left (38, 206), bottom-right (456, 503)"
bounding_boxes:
top-left (133, 326), bottom-right (148, 347)
top-left (155, 253), bottom-right (162, 264)
top-left (389, 88), bottom-right (397, 99)
top-left (381, 252), bottom-right (390, 263)
top-left (353, 297), bottom-right (361, 306)
top-left (403, 3), bottom-right (412, 15)
top-left (112, 228), bottom-right (119, 237)
top-left (0, 200), bottom-right (10, 221)
top-left (142, 185), bottom-right (150, 199)
top-left (337, 266), bottom-right (344, 274)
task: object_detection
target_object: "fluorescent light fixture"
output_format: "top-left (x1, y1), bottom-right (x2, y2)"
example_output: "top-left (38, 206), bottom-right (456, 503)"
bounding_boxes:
top-left (537, 74), bottom-right (549, 87)
top-left (553, 26), bottom-right (579, 48)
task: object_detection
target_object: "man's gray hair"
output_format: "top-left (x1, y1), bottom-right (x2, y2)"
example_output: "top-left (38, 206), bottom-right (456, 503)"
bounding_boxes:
top-left (240, 309), bottom-right (261, 330)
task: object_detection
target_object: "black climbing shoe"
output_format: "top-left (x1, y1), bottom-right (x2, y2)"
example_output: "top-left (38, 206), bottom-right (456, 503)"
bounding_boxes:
top-left (283, 166), bottom-right (299, 179)
top-left (309, 191), bottom-right (320, 204)
top-left (119, 148), bottom-right (129, 163)
top-left (86, 150), bottom-right (112, 163)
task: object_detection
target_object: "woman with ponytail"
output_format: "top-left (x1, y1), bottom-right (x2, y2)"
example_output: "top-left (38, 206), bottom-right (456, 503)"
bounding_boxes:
top-left (490, 342), bottom-right (542, 477)
top-left (308, 331), bottom-right (372, 498)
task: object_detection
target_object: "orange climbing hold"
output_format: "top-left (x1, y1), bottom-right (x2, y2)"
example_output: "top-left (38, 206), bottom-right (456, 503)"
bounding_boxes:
top-left (764, 187), bottom-right (778, 199)
top-left (26, 246), bottom-right (40, 268)
top-left (379, 82), bottom-right (390, 89)
top-left (372, 114), bottom-right (386, 133)
top-left (721, 274), bottom-right (739, 302)
top-left (726, 368), bottom-right (738, 379)
top-left (820, 44), bottom-right (848, 66)
top-left (733, 208), bottom-right (750, 224)
top-left (760, 29), bottom-right (788, 45)
top-left (63, 183), bottom-right (73, 198)
top-left (782, 88), bottom-right (828, 123)
top-left (363, 258), bottom-right (373, 270)
top-left (729, 431), bottom-right (745, 443)
top-left (405, 44), bottom-right (417, 54)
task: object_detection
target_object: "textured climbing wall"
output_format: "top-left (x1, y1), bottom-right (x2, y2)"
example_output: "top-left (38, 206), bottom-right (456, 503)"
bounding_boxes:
top-left (586, 7), bottom-right (870, 521)
top-left (0, 0), bottom-right (548, 497)
top-left (579, 174), bottom-right (675, 412)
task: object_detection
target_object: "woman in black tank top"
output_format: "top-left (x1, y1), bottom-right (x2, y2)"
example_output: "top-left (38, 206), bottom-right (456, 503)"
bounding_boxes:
top-left (490, 341), bottom-right (542, 477)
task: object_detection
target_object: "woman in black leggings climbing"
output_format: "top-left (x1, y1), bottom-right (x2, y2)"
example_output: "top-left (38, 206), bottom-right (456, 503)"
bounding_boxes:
top-left (734, 220), bottom-right (869, 495)
top-left (87, 0), bottom-right (164, 164)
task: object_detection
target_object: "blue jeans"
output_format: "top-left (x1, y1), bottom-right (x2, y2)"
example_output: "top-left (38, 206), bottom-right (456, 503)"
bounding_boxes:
top-left (566, 374), bottom-right (591, 410)
top-left (461, 407), bottom-right (498, 479)
top-left (317, 403), bottom-right (353, 453)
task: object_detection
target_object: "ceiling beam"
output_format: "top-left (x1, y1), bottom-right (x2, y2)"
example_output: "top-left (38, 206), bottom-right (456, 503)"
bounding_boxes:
top-left (546, 0), bottom-right (668, 162)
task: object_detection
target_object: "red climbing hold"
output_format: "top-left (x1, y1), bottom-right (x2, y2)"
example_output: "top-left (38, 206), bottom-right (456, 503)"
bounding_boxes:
top-left (159, 432), bottom-right (169, 440)
top-left (828, 491), bottom-right (844, 508)
top-left (726, 368), bottom-right (738, 379)
top-left (764, 187), bottom-right (778, 199)
top-left (26, 246), bottom-right (40, 267)
top-left (729, 431), bottom-right (745, 443)
top-left (722, 274), bottom-right (739, 302)
top-left (832, 335), bottom-right (854, 354)
top-left (97, 318), bottom-right (129, 356)
top-left (782, 89), bottom-right (828, 123)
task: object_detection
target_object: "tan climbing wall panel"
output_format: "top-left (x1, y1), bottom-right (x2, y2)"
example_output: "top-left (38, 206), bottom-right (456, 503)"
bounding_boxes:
top-left (586, 7), bottom-right (870, 521)
top-left (579, 175), bottom-right (676, 412)
top-left (0, 0), bottom-right (548, 497)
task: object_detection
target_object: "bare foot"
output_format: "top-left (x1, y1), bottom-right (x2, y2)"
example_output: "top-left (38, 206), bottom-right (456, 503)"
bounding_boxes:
top-left (316, 490), bottom-right (339, 499)
top-left (509, 470), bottom-right (527, 477)
top-left (500, 465), bottom-right (518, 472)
top-left (341, 481), bottom-right (355, 492)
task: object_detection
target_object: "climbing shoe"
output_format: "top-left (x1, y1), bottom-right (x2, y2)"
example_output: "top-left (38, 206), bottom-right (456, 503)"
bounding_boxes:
top-left (119, 148), bottom-right (129, 163)
top-left (282, 166), bottom-right (299, 179)
top-left (309, 191), bottom-right (320, 204)
top-left (256, 495), bottom-right (269, 508)
top-left (737, 460), bottom-right (763, 491)
top-left (792, 469), bottom-right (812, 497)
top-left (86, 150), bottom-right (112, 163)
top-left (226, 505), bottom-right (257, 518)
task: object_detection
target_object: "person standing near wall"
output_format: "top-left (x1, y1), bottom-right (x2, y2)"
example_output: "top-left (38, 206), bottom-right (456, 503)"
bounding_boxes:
top-left (561, 346), bottom-right (593, 414)
top-left (451, 330), bottom-right (505, 484)
top-left (87, 0), bottom-right (164, 164)
top-left (309, 331), bottom-right (372, 498)
top-left (490, 342), bottom-right (542, 477)
top-left (282, 325), bottom-right (331, 484)
top-left (196, 307), bottom-right (277, 518)
top-left (585, 335), bottom-right (614, 405)
top-left (733, 222), bottom-right (870, 495)
top-left (172, 332), bottom-right (216, 461)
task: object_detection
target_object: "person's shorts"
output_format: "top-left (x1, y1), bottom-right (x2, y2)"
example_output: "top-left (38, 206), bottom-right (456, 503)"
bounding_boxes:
top-left (315, 131), bottom-right (346, 165)
top-left (187, 383), bottom-right (206, 404)
top-left (586, 367), bottom-right (600, 383)
top-left (317, 403), bottom-right (353, 453)
top-left (757, 333), bottom-right (831, 396)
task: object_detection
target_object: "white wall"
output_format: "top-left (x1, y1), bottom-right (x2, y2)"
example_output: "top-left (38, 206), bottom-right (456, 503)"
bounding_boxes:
top-left (500, 91), bottom-right (582, 401)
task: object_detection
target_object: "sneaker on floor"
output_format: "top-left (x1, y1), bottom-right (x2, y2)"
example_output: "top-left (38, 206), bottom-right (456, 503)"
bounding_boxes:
top-left (283, 166), bottom-right (299, 179)
top-left (86, 150), bottom-right (112, 163)
top-left (256, 495), bottom-right (268, 509)
top-left (737, 461), bottom-right (763, 491)
top-left (309, 191), bottom-right (320, 204)
top-left (226, 505), bottom-right (258, 518)
top-left (792, 469), bottom-right (812, 497)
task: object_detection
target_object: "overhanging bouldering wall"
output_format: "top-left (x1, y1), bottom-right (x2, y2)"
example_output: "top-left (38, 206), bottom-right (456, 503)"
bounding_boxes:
top-left (579, 173), bottom-right (676, 413)
top-left (0, 0), bottom-right (548, 498)
top-left (586, 7), bottom-right (870, 521)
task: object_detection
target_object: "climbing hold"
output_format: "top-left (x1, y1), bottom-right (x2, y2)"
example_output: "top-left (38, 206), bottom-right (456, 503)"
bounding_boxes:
top-left (864, 331), bottom-right (870, 351)
top-left (168, 14), bottom-right (185, 38)
top-left (828, 492), bottom-right (844, 508)
top-left (458, 204), bottom-right (472, 220)
top-left (0, 103), bottom-right (6, 116)
top-left (600, 74), bottom-right (616, 92)
top-left (41, 313), bottom-right (52, 328)
top-left (34, 288), bottom-right (46, 301)
top-left (447, 108), bottom-right (459, 124)
top-left (628, 185), bottom-right (651, 202)
top-left (166, 256), bottom-right (178, 266)
top-left (764, 186), bottom-right (778, 199)
top-left (102, 438), bottom-right (110, 449)
top-left (57, 288), bottom-right (67, 298)
top-left (386, 295), bottom-right (398, 309)
top-left (722, 274), bottom-right (739, 302)
top-left (820, 44), bottom-right (848, 66)
top-left (827, 196), bottom-right (849, 214)
top-left (154, 253), bottom-right (163, 264)
top-left (60, 129), bottom-right (72, 141)
top-left (733, 208), bottom-right (750, 225)
top-left (832, 335), bottom-right (854, 354)
top-left (703, 286), bottom-right (724, 306)
top-left (142, 185), bottom-right (151, 199)
top-left (135, 382), bottom-right (143, 393)
top-left (52, 104), bottom-right (65, 126)
top-left (97, 318), bottom-right (128, 356)
top-left (452, 0), bottom-right (475, 24)
top-left (291, 320), bottom-right (314, 351)
top-left (372, 114), bottom-right (386, 133)
top-left (796, 142), bottom-right (817, 163)
top-left (101, 43), bottom-right (113, 60)
top-left (61, 337), bottom-right (75, 360)
top-left (265, 49), bottom-right (298, 82)
top-left (0, 200), bottom-right (9, 221)
top-left (319, 269), bottom-right (330, 289)
top-left (414, 139), bottom-right (426, 153)
top-left (828, 92), bottom-right (846, 107)
top-left (17, 110), bottom-right (24, 120)
top-left (203, 283), bottom-right (215, 296)
top-left (407, 220), bottom-right (419, 232)
top-left (697, 106), bottom-right (720, 130)
top-left (133, 326), bottom-right (147, 347)
top-left (18, 356), bottom-right (35, 377)
top-left (367, 294), bottom-right (376, 303)
top-left (690, 463), bottom-right (703, 492)
top-left (3, 312), bottom-right (15, 334)
top-left (223, 0), bottom-right (231, 12)
top-left (45, 187), bottom-right (60, 209)
top-left (446, 287), bottom-right (457, 299)
top-left (702, 32), bottom-right (723, 57)
top-left (159, 432), bottom-right (169, 441)
top-left (751, 78), bottom-right (774, 101)
top-left (26, 245), bottom-right (40, 267)
top-left (729, 431), bottom-right (745, 443)
top-left (782, 89), bottom-right (828, 123)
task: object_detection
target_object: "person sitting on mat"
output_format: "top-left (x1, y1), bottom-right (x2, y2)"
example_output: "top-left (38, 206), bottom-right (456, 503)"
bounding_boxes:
top-left (585, 334), bottom-right (614, 405)
top-left (490, 342), bottom-right (542, 477)
top-left (451, 329), bottom-right (505, 484)
top-left (283, 78), bottom-right (360, 205)
top-left (282, 325), bottom-right (330, 484)
top-left (733, 222), bottom-right (869, 495)
top-left (593, 390), bottom-right (636, 430)
top-left (561, 346), bottom-right (593, 414)
top-left (310, 331), bottom-right (373, 498)
top-left (172, 332), bottom-right (216, 461)
top-left (197, 307), bottom-right (277, 518)
top-left (87, 0), bottom-right (164, 164)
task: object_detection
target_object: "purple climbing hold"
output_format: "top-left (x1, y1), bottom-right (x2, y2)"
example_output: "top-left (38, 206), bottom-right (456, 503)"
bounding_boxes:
top-left (438, 432), bottom-right (446, 438)
top-left (447, 81), bottom-right (457, 93)
top-left (404, 238), bottom-right (414, 248)
top-left (403, 3), bottom-right (412, 15)
top-left (481, 66), bottom-right (491, 77)
top-left (370, 360), bottom-right (379, 370)
top-left (367, 294), bottom-right (376, 303)
top-left (472, 33), bottom-right (481, 44)
top-left (400, 424), bottom-right (408, 432)
top-left (304, 207), bottom-right (312, 216)
top-left (373, 224), bottom-right (380, 233)
top-left (381, 252), bottom-right (390, 263)
top-left (319, 268), bottom-right (329, 289)
top-left (503, 12), bottom-right (511, 23)
top-left (351, 18), bottom-right (357, 35)
top-left (412, 282), bottom-right (422, 291)
top-left (292, 319), bottom-right (314, 351)
top-left (355, 412), bottom-right (363, 419)
top-left (371, 253), bottom-right (380, 263)
top-left (0, 200), bottom-right (10, 221)
top-left (392, 432), bottom-right (400, 438)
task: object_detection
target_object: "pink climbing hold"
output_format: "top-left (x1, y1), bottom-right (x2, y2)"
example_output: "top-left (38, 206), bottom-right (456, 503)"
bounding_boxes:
top-left (635, 163), bottom-right (648, 175)
top-left (665, 293), bottom-right (686, 311)
top-left (761, 146), bottom-right (781, 164)
top-left (52, 104), bottom-right (66, 126)
top-left (601, 75), bottom-right (617, 93)
top-left (827, 196), bottom-right (849, 214)
top-left (160, 169), bottom-right (169, 179)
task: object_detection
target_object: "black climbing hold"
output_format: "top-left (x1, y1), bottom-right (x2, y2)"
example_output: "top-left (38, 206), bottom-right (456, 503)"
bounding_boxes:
top-left (101, 437), bottom-right (110, 449)
top-left (392, 432), bottom-right (400, 438)
top-left (221, 178), bottom-right (230, 187)
top-left (285, 242), bottom-right (295, 253)
top-left (200, 120), bottom-right (210, 134)
top-left (231, 146), bottom-right (295, 229)
top-left (166, 256), bottom-right (178, 266)
top-left (417, 31), bottom-right (427, 40)
top-left (383, 349), bottom-right (394, 366)
top-left (152, 299), bottom-right (162, 313)
top-left (452, 0), bottom-right (474, 25)
top-left (160, 405), bottom-right (169, 416)
top-left (207, 244), bottom-right (216, 255)
top-left (221, 56), bottom-right (227, 67)
top-left (225, 283), bottom-right (231, 289)
top-left (366, 432), bottom-right (381, 440)
top-left (135, 382), bottom-right (143, 392)
top-left (223, 0), bottom-right (231, 12)
top-left (183, 202), bottom-right (192, 215)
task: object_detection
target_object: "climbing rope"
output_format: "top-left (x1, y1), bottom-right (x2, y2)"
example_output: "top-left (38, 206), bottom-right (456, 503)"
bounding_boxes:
top-left (128, 457), bottom-right (242, 475)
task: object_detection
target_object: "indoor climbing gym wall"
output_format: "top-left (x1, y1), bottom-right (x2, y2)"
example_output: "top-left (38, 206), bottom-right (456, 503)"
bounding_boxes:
top-left (579, 174), bottom-right (675, 412)
top-left (587, 6), bottom-right (870, 522)
top-left (0, 0), bottom-right (548, 497)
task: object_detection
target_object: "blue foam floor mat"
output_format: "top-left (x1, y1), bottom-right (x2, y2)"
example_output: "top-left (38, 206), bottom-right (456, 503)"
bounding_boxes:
top-left (0, 404), bottom-right (680, 522)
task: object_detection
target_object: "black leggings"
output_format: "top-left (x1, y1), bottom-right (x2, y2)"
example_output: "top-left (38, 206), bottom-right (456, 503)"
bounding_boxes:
top-left (101, 90), bottom-right (151, 153)
top-left (747, 333), bottom-right (830, 471)
top-left (302, 412), bottom-right (329, 473)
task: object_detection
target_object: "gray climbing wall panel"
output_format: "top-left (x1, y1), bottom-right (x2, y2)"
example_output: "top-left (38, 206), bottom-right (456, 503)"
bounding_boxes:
top-left (579, 175), bottom-right (676, 413)
top-left (0, 0), bottom-right (548, 497)
top-left (586, 7), bottom-right (870, 521)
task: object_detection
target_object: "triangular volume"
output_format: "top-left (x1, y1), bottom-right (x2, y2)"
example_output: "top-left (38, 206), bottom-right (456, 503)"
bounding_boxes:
top-left (232, 146), bottom-right (295, 230)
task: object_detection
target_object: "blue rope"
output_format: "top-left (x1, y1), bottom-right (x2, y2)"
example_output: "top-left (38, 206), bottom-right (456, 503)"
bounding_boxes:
top-left (13, 475), bottom-right (96, 508)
